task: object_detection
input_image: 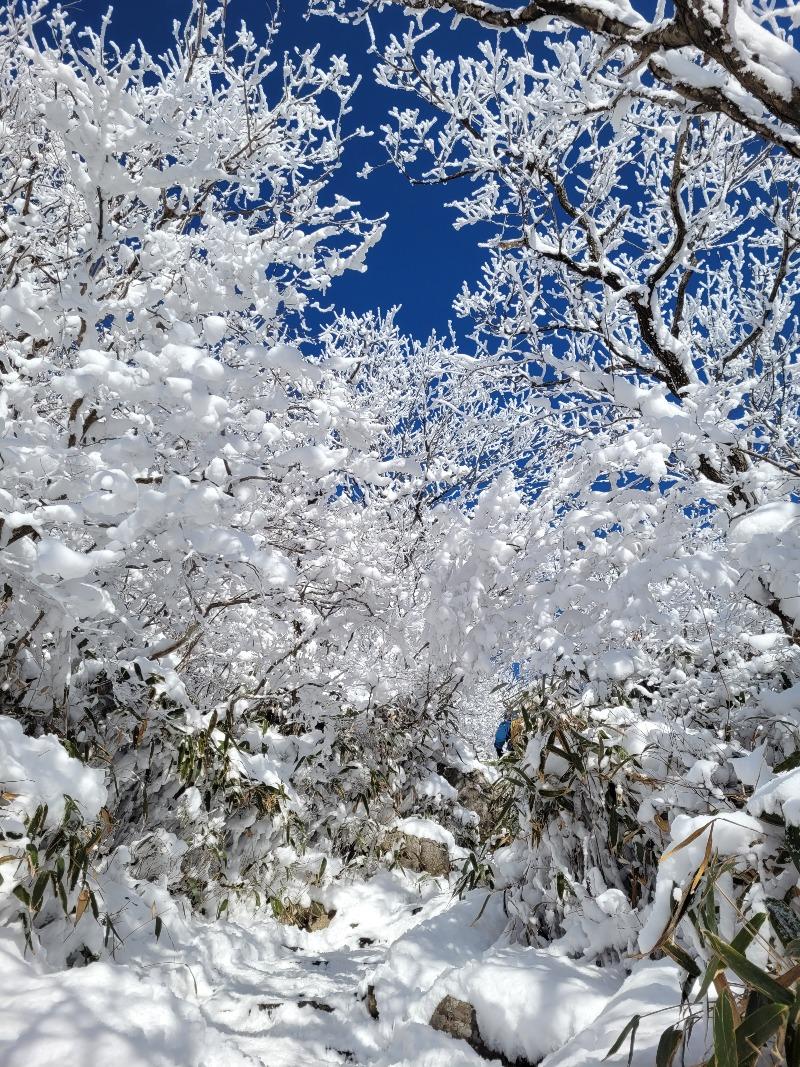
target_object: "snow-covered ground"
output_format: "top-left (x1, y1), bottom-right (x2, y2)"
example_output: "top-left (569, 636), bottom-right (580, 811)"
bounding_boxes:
top-left (0, 868), bottom-right (692, 1067)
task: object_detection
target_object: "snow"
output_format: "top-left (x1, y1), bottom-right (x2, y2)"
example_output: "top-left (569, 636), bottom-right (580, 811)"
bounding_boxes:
top-left (591, 650), bottom-right (637, 681)
top-left (762, 682), bottom-right (800, 719)
top-left (731, 743), bottom-right (772, 788)
top-left (699, 0), bottom-right (800, 103)
top-left (0, 715), bottom-right (107, 825)
top-left (0, 868), bottom-right (500, 1067)
top-left (730, 502), bottom-right (800, 542)
top-left (203, 315), bottom-right (227, 344)
top-left (374, 1024), bottom-right (497, 1066)
top-left (640, 811), bottom-right (771, 954)
top-left (0, 874), bottom-right (520, 1067)
top-left (414, 773), bottom-right (459, 804)
top-left (540, 960), bottom-right (698, 1067)
top-left (433, 947), bottom-right (621, 1064)
top-left (0, 863), bottom-right (707, 1067)
top-left (749, 766), bottom-right (800, 826)
top-left (35, 537), bottom-right (94, 579)
top-left (0, 931), bottom-right (251, 1067)
top-left (286, 870), bottom-right (448, 954)
top-left (3, 4), bottom-right (800, 1067)
top-left (370, 891), bottom-right (509, 1027)
top-left (729, 505), bottom-right (800, 628)
top-left (348, 884), bottom-right (618, 1065)
top-left (391, 817), bottom-right (458, 851)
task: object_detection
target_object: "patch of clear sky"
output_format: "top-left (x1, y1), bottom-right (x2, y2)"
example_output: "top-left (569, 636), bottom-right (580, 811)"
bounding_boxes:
top-left (69, 0), bottom-right (523, 341)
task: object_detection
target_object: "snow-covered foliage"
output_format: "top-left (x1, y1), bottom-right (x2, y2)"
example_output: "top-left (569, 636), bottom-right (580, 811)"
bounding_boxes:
top-left (320, 0), bottom-right (800, 1061)
top-left (319, 0), bottom-right (800, 156)
top-left (5, 0), bottom-right (800, 1064)
top-left (0, 0), bottom-right (517, 954)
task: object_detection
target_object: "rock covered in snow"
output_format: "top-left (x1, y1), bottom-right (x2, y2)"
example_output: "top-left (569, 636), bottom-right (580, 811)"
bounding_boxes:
top-left (382, 831), bottom-right (451, 876)
top-left (382, 818), bottom-right (463, 876)
top-left (428, 947), bottom-right (620, 1065)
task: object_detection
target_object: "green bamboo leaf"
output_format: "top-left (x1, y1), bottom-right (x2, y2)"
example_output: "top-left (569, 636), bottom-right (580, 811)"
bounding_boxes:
top-left (31, 868), bottom-right (50, 911)
top-left (53, 870), bottom-right (67, 913)
top-left (12, 884), bottom-right (31, 907)
top-left (786, 996), bottom-right (800, 1067)
top-left (702, 886), bottom-right (719, 937)
top-left (767, 899), bottom-right (800, 951)
top-left (735, 1001), bottom-right (787, 1067)
top-left (604, 1014), bottom-right (640, 1064)
top-left (698, 914), bottom-right (767, 1001)
top-left (786, 826), bottom-right (800, 872)
top-left (655, 1024), bottom-right (682, 1067)
top-left (27, 804), bottom-right (46, 839)
top-left (774, 752), bottom-right (800, 774)
top-left (713, 990), bottom-right (737, 1067)
top-left (789, 988), bottom-right (800, 1035)
top-left (663, 939), bottom-right (701, 978)
top-left (703, 930), bottom-right (794, 1006)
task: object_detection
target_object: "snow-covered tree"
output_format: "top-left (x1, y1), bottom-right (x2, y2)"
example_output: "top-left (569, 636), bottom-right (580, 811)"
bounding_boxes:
top-left (0, 0), bottom-right (539, 948)
top-left (321, 0), bottom-right (800, 155)
top-left (317, 2), bottom-right (800, 1058)
top-left (5, 0), bottom-right (800, 1061)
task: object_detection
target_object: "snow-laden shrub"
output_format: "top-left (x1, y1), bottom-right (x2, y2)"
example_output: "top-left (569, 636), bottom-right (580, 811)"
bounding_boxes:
top-left (0, 716), bottom-right (107, 946)
top-left (482, 615), bottom-right (798, 942)
top-left (459, 610), bottom-right (800, 1060)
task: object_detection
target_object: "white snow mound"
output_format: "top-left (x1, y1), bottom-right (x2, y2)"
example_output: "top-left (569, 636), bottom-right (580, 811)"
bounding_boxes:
top-left (0, 715), bottom-right (107, 825)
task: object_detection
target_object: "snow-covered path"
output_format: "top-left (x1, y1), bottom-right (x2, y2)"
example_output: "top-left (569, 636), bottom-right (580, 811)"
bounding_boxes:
top-left (177, 871), bottom-right (457, 1066)
top-left (1, 871), bottom-right (488, 1067)
top-left (186, 931), bottom-right (386, 1066)
top-left (1, 866), bottom-right (688, 1067)
top-left (2, 919), bottom-right (391, 1067)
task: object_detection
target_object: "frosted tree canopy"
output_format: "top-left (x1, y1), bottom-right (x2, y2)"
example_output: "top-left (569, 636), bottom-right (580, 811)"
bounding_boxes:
top-left (1, 1), bottom-right (799, 1065)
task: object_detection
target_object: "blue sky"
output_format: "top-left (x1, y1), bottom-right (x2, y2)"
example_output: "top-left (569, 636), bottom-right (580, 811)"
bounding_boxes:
top-left (69, 0), bottom-right (504, 341)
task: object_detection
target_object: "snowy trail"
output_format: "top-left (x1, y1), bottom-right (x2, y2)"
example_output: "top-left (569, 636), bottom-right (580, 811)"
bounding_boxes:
top-left (0, 905), bottom-right (377, 1066)
top-left (173, 871), bottom-right (453, 1066)
top-left (177, 875), bottom-right (508, 1067)
top-left (1, 869), bottom-right (475, 1067)
top-left (1, 866), bottom-right (691, 1067)
top-left (191, 934), bottom-right (387, 1066)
